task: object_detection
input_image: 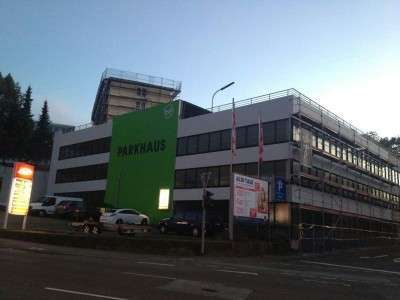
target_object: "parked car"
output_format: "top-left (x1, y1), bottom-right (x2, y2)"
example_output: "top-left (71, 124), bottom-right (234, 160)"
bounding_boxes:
top-left (158, 215), bottom-right (225, 237)
top-left (30, 196), bottom-right (83, 216)
top-left (99, 209), bottom-right (150, 227)
top-left (55, 200), bottom-right (85, 218)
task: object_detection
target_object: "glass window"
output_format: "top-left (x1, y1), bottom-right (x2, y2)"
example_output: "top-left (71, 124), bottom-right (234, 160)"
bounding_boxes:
top-left (233, 164), bottom-right (246, 175)
top-left (246, 163), bottom-right (258, 177)
top-left (263, 122), bottom-right (276, 144)
top-left (274, 160), bottom-right (287, 177)
top-left (195, 168), bottom-right (208, 188)
top-left (237, 127), bottom-right (246, 148)
top-left (330, 142), bottom-right (336, 156)
top-left (220, 130), bottom-right (231, 150)
top-left (174, 170), bottom-right (185, 188)
top-left (219, 165), bottom-right (230, 186)
top-left (185, 169), bottom-right (196, 187)
top-left (312, 134), bottom-right (317, 148)
top-left (198, 134), bottom-right (209, 153)
top-left (187, 136), bottom-right (198, 155)
top-left (292, 124), bottom-right (301, 142)
top-left (177, 137), bottom-right (187, 156)
top-left (261, 161), bottom-right (274, 178)
top-left (247, 125), bottom-right (258, 146)
top-left (208, 167), bottom-right (219, 187)
top-left (317, 135), bottom-right (323, 150)
top-left (324, 139), bottom-right (330, 154)
top-left (209, 131), bottom-right (221, 152)
top-left (276, 119), bottom-right (289, 143)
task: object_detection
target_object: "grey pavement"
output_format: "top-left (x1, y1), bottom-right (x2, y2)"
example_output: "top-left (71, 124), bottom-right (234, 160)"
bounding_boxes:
top-left (0, 238), bottom-right (400, 299)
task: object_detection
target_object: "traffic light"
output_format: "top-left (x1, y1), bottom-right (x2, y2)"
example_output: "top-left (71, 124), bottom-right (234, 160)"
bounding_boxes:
top-left (202, 190), bottom-right (214, 209)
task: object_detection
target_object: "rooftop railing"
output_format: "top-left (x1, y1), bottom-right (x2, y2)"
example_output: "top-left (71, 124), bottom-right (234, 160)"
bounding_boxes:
top-left (101, 68), bottom-right (182, 92)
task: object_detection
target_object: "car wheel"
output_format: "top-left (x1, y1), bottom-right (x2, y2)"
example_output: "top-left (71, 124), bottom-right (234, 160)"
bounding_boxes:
top-left (160, 225), bottom-right (167, 234)
top-left (92, 225), bottom-right (100, 234)
top-left (116, 219), bottom-right (123, 224)
top-left (39, 210), bottom-right (47, 217)
top-left (141, 218), bottom-right (148, 225)
top-left (82, 224), bottom-right (90, 234)
top-left (192, 227), bottom-right (200, 237)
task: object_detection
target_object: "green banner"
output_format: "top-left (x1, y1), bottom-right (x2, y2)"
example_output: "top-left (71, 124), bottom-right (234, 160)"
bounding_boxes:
top-left (105, 101), bottom-right (179, 223)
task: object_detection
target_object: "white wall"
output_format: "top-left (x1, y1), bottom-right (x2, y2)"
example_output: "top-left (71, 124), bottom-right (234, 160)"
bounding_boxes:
top-left (47, 121), bottom-right (112, 195)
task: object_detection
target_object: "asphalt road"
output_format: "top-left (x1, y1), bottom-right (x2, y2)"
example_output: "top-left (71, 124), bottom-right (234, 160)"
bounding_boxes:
top-left (0, 239), bottom-right (400, 299)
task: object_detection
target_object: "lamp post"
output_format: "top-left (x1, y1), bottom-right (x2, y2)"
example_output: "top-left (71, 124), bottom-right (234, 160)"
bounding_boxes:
top-left (211, 82), bottom-right (235, 111)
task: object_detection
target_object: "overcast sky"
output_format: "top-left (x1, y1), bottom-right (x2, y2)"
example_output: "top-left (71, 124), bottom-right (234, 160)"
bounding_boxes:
top-left (0, 0), bottom-right (399, 137)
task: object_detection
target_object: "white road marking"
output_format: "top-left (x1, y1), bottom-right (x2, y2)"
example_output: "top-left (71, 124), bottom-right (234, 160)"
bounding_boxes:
top-left (216, 269), bottom-right (259, 276)
top-left (122, 272), bottom-right (176, 280)
top-left (303, 279), bottom-right (350, 287)
top-left (360, 256), bottom-right (371, 259)
top-left (136, 261), bottom-right (175, 267)
top-left (301, 260), bottom-right (400, 276)
top-left (393, 258), bottom-right (400, 263)
top-left (28, 247), bottom-right (45, 251)
top-left (374, 255), bottom-right (389, 258)
top-left (44, 287), bottom-right (128, 300)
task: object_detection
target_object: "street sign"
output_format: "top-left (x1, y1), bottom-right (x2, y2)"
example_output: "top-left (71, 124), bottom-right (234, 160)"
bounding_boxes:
top-left (275, 176), bottom-right (286, 201)
top-left (7, 162), bottom-right (35, 216)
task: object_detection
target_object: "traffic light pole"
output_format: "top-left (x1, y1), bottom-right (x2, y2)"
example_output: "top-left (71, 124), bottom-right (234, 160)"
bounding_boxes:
top-left (201, 192), bottom-right (206, 255)
top-left (201, 172), bottom-right (211, 255)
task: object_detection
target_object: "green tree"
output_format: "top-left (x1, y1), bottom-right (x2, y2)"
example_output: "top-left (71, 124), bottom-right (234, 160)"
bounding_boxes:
top-left (0, 73), bottom-right (22, 160)
top-left (20, 86), bottom-right (35, 159)
top-left (32, 100), bottom-right (53, 161)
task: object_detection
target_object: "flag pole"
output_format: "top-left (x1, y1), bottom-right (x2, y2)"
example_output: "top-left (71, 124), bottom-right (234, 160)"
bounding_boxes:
top-left (229, 98), bottom-right (236, 241)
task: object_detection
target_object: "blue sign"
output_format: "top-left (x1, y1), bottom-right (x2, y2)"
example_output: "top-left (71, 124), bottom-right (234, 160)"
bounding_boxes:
top-left (275, 176), bottom-right (286, 201)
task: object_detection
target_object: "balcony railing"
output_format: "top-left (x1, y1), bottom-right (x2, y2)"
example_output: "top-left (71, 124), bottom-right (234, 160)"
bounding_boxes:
top-left (101, 68), bottom-right (182, 92)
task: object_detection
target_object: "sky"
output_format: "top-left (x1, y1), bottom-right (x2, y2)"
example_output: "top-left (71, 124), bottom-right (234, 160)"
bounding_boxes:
top-left (0, 0), bottom-right (399, 137)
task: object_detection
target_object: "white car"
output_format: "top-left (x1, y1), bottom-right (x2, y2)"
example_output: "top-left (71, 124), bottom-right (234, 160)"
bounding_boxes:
top-left (100, 209), bottom-right (150, 226)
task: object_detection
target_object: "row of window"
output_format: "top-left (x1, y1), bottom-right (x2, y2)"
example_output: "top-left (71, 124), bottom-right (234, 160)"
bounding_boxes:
top-left (293, 161), bottom-right (400, 208)
top-left (58, 137), bottom-right (111, 160)
top-left (55, 163), bottom-right (108, 184)
top-left (177, 119), bottom-right (289, 156)
top-left (293, 121), bottom-right (400, 186)
top-left (175, 160), bottom-right (287, 188)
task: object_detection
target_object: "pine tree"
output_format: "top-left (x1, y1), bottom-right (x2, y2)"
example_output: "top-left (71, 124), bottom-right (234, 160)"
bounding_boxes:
top-left (20, 86), bottom-right (35, 159)
top-left (0, 73), bottom-right (22, 160)
top-left (32, 100), bottom-right (53, 161)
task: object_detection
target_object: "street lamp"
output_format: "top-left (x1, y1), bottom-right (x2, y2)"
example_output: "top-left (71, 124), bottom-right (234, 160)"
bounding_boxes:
top-left (211, 81), bottom-right (235, 111)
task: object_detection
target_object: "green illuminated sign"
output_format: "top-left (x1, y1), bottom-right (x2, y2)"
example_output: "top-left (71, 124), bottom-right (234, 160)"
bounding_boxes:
top-left (105, 102), bottom-right (179, 223)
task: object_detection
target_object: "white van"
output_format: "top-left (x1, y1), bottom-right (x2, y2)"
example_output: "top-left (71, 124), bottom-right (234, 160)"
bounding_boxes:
top-left (30, 195), bottom-right (83, 216)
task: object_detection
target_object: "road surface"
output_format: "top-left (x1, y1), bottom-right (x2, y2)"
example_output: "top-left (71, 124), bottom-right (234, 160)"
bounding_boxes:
top-left (0, 238), bottom-right (399, 299)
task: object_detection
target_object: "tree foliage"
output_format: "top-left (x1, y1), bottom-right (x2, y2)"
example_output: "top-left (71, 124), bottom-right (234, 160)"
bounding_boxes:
top-left (0, 72), bottom-right (53, 162)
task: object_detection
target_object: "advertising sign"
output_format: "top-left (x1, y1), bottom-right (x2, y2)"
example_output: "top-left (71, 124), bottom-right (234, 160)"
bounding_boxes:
top-left (7, 162), bottom-right (35, 216)
top-left (105, 102), bottom-right (179, 223)
top-left (275, 176), bottom-right (286, 201)
top-left (233, 173), bottom-right (269, 220)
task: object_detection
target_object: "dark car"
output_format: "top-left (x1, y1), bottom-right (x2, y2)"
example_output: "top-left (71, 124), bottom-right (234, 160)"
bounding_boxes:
top-left (158, 216), bottom-right (225, 237)
top-left (55, 200), bottom-right (84, 218)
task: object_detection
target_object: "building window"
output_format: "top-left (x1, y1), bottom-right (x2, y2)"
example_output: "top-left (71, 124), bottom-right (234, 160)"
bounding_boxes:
top-left (237, 127), bottom-right (246, 148)
top-left (187, 136), bottom-right (198, 155)
top-left (174, 170), bottom-right (185, 188)
top-left (58, 137), bottom-right (111, 160)
top-left (177, 137), bottom-right (187, 156)
top-left (55, 163), bottom-right (108, 184)
top-left (137, 88), bottom-right (146, 96)
top-left (185, 169), bottom-right (196, 187)
top-left (208, 167), bottom-right (219, 187)
top-left (263, 122), bottom-right (276, 144)
top-left (219, 165), bottom-right (230, 186)
top-left (246, 125), bottom-right (258, 147)
top-left (276, 119), bottom-right (289, 143)
top-left (198, 134), bottom-right (209, 153)
top-left (220, 129), bottom-right (231, 150)
top-left (292, 124), bottom-right (301, 142)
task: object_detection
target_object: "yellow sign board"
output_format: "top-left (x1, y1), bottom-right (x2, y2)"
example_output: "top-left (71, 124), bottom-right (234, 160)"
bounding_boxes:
top-left (7, 163), bottom-right (34, 216)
